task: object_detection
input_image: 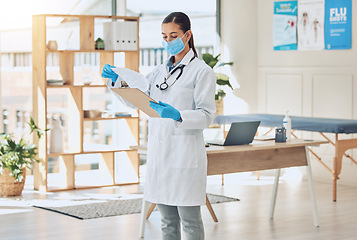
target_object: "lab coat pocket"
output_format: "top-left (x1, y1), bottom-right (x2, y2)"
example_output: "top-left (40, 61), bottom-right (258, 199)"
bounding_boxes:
top-left (170, 135), bottom-right (198, 168)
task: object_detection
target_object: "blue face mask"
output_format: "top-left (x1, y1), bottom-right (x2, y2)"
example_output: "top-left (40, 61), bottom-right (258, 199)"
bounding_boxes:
top-left (162, 32), bottom-right (188, 56)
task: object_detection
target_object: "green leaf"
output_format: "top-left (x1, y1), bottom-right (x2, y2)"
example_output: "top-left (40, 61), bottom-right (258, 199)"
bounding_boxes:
top-left (7, 138), bottom-right (16, 150)
top-left (215, 89), bottom-right (226, 101)
top-left (28, 117), bottom-right (48, 140)
top-left (202, 53), bottom-right (219, 68)
top-left (202, 53), bottom-right (215, 64)
top-left (216, 73), bottom-right (229, 81)
top-left (216, 74), bottom-right (234, 90)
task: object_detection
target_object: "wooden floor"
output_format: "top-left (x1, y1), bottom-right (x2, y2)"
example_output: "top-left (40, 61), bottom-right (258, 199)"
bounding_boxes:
top-left (1, 170), bottom-right (357, 240)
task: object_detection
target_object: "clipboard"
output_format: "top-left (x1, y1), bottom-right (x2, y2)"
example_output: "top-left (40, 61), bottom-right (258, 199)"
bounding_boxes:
top-left (111, 88), bottom-right (160, 117)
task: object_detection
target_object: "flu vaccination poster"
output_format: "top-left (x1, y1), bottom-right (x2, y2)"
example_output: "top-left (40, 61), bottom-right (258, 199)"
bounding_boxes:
top-left (324, 0), bottom-right (352, 50)
top-left (273, 1), bottom-right (298, 50)
top-left (297, 0), bottom-right (325, 50)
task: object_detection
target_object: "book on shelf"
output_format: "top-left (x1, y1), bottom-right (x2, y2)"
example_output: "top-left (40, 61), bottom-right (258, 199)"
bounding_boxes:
top-left (47, 79), bottom-right (65, 86)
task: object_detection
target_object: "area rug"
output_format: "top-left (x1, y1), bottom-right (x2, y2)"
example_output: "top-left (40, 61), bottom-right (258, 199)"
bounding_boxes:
top-left (32, 193), bottom-right (239, 220)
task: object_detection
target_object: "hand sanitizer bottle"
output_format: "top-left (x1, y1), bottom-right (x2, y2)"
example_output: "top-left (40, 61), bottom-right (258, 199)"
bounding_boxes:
top-left (283, 111), bottom-right (291, 141)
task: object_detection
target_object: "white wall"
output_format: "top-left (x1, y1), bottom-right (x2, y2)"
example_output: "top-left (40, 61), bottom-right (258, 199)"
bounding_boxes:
top-left (221, 0), bottom-right (258, 114)
top-left (222, 0), bottom-right (357, 186)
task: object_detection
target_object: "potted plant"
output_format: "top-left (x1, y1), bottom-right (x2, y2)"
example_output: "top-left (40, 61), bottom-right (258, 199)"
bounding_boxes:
top-left (202, 53), bottom-right (233, 115)
top-left (0, 117), bottom-right (46, 196)
top-left (95, 37), bottom-right (105, 50)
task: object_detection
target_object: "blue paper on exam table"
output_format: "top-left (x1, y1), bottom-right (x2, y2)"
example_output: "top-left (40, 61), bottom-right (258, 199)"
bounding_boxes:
top-left (214, 114), bottom-right (357, 134)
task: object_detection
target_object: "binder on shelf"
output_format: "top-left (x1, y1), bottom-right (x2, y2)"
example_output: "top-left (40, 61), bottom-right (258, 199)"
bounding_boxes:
top-left (103, 21), bottom-right (125, 50)
top-left (126, 21), bottom-right (138, 51)
top-left (117, 21), bottom-right (127, 51)
top-left (103, 21), bottom-right (137, 51)
top-left (103, 22), bottom-right (116, 50)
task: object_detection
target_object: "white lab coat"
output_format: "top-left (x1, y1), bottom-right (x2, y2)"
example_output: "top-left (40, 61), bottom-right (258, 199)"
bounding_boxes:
top-left (109, 49), bottom-right (216, 206)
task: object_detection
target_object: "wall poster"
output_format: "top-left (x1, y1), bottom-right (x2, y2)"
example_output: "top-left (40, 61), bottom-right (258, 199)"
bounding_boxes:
top-left (297, 0), bottom-right (325, 50)
top-left (324, 0), bottom-right (352, 50)
top-left (273, 1), bottom-right (298, 50)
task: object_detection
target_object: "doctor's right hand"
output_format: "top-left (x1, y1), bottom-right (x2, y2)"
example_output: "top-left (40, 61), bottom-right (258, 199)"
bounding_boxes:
top-left (149, 101), bottom-right (182, 121)
top-left (101, 64), bottom-right (118, 84)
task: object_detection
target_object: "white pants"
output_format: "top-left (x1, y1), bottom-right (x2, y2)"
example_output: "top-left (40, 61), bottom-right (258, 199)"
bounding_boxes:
top-left (156, 204), bottom-right (204, 240)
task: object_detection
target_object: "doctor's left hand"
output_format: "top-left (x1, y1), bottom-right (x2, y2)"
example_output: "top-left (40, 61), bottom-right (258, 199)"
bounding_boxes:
top-left (101, 64), bottom-right (118, 83)
top-left (149, 101), bottom-right (182, 121)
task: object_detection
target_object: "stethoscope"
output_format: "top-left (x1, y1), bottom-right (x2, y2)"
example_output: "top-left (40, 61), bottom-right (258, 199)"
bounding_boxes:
top-left (156, 56), bottom-right (195, 91)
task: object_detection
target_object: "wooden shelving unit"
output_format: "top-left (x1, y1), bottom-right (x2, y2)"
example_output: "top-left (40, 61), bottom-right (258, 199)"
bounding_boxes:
top-left (32, 14), bottom-right (140, 192)
top-left (83, 116), bottom-right (137, 121)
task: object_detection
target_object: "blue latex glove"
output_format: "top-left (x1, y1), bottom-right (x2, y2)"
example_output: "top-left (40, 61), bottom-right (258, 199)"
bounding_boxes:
top-left (149, 101), bottom-right (181, 121)
top-left (101, 64), bottom-right (118, 85)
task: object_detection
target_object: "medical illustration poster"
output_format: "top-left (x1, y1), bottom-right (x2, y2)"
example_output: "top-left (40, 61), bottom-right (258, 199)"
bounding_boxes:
top-left (273, 1), bottom-right (298, 50)
top-left (324, 0), bottom-right (352, 50)
top-left (297, 0), bottom-right (325, 51)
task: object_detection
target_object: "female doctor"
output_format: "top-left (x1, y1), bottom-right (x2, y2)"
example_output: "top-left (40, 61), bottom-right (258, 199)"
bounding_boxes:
top-left (102, 12), bottom-right (216, 240)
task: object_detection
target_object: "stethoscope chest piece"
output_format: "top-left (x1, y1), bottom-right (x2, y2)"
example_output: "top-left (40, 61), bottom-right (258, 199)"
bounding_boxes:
top-left (158, 81), bottom-right (169, 90)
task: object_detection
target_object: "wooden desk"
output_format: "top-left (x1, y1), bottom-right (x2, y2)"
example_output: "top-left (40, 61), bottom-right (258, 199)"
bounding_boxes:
top-left (215, 113), bottom-right (357, 201)
top-left (138, 139), bottom-right (326, 238)
top-left (207, 139), bottom-right (322, 175)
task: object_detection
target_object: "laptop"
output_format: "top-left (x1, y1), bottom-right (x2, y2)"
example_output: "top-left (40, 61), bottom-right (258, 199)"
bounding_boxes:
top-left (207, 121), bottom-right (261, 146)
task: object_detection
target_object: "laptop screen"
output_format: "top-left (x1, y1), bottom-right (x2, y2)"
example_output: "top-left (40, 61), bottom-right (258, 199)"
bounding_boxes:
top-left (224, 121), bottom-right (260, 145)
top-left (208, 121), bottom-right (260, 146)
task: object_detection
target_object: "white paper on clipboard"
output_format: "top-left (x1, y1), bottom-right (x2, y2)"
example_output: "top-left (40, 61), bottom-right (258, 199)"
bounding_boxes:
top-left (110, 88), bottom-right (160, 117)
top-left (111, 67), bottom-right (149, 92)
